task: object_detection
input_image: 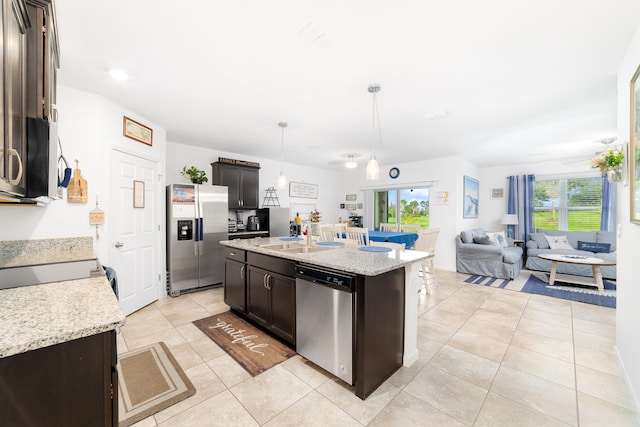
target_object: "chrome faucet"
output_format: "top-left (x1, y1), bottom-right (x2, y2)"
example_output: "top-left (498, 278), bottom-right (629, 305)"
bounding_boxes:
top-left (302, 221), bottom-right (312, 246)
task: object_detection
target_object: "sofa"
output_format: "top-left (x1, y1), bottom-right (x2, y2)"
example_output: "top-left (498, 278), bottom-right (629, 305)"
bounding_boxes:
top-left (456, 228), bottom-right (524, 280)
top-left (525, 230), bottom-right (616, 279)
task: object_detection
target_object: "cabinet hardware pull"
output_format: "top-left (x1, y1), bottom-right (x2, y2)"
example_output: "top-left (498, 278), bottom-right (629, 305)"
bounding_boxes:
top-left (240, 265), bottom-right (245, 280)
top-left (7, 149), bottom-right (23, 186)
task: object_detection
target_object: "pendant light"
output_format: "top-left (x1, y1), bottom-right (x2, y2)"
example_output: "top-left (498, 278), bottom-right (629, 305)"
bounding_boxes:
top-left (366, 83), bottom-right (381, 180)
top-left (277, 122), bottom-right (288, 189)
top-left (345, 154), bottom-right (358, 169)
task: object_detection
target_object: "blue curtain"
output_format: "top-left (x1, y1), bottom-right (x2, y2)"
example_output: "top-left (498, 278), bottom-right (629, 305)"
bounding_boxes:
top-left (508, 174), bottom-right (535, 241)
top-left (600, 176), bottom-right (616, 232)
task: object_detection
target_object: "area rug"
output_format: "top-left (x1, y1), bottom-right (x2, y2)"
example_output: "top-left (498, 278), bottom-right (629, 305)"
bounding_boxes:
top-left (193, 311), bottom-right (295, 376)
top-left (464, 273), bottom-right (616, 308)
top-left (117, 342), bottom-right (195, 427)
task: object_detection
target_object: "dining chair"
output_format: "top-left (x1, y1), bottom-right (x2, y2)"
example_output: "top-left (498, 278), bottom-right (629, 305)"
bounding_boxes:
top-left (319, 225), bottom-right (343, 241)
top-left (400, 223), bottom-right (420, 233)
top-left (412, 227), bottom-right (439, 294)
top-left (369, 241), bottom-right (405, 250)
top-left (379, 222), bottom-right (398, 232)
top-left (344, 227), bottom-right (369, 246)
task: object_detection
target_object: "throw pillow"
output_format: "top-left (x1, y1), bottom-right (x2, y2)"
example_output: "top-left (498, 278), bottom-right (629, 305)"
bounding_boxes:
top-left (486, 231), bottom-right (509, 248)
top-left (473, 235), bottom-right (497, 246)
top-left (577, 241), bottom-right (611, 253)
top-left (544, 235), bottom-right (573, 250)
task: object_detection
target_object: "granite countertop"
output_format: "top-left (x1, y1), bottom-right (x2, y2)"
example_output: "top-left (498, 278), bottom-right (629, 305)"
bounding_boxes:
top-left (0, 237), bottom-right (96, 269)
top-left (221, 236), bottom-right (430, 276)
top-left (0, 275), bottom-right (125, 358)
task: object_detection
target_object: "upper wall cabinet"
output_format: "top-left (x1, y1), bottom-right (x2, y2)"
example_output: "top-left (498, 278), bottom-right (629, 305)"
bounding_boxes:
top-left (212, 162), bottom-right (260, 209)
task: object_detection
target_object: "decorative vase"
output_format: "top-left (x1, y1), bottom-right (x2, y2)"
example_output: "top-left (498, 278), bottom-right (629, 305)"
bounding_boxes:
top-left (607, 165), bottom-right (623, 183)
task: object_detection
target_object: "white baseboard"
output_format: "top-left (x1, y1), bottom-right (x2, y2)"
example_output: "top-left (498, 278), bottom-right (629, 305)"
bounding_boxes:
top-left (614, 345), bottom-right (640, 422)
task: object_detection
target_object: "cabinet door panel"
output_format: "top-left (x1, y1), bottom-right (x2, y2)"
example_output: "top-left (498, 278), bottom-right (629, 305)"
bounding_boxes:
top-left (246, 267), bottom-right (269, 328)
top-left (218, 165), bottom-right (240, 208)
top-left (240, 167), bottom-right (259, 208)
top-left (269, 273), bottom-right (296, 344)
top-left (224, 259), bottom-right (246, 312)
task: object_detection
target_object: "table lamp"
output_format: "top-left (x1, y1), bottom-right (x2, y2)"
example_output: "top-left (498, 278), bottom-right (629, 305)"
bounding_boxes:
top-left (501, 214), bottom-right (519, 239)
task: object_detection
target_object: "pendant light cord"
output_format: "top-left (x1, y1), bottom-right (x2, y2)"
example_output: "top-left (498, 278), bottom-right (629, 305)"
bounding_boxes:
top-left (371, 89), bottom-right (382, 153)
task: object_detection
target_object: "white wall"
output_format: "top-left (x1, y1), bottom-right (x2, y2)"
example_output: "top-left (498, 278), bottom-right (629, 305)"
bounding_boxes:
top-left (614, 24), bottom-right (640, 414)
top-left (166, 142), bottom-right (345, 225)
top-left (0, 86), bottom-right (167, 266)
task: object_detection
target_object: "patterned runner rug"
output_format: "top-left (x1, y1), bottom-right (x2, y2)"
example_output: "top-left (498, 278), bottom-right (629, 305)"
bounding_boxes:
top-left (117, 342), bottom-right (195, 427)
top-left (465, 272), bottom-right (616, 308)
top-left (193, 310), bottom-right (296, 376)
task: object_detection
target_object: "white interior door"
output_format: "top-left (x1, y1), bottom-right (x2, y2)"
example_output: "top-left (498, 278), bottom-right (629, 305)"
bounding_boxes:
top-left (110, 150), bottom-right (160, 315)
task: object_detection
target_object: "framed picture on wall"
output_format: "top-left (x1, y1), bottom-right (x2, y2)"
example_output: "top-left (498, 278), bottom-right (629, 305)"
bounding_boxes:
top-left (491, 188), bottom-right (504, 199)
top-left (463, 176), bottom-right (479, 218)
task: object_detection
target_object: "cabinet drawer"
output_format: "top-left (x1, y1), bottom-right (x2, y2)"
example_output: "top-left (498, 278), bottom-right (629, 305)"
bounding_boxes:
top-left (248, 252), bottom-right (296, 277)
top-left (224, 247), bottom-right (246, 262)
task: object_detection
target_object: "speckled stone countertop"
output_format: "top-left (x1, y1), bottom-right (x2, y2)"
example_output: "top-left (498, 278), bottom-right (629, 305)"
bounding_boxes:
top-left (0, 237), bottom-right (96, 268)
top-left (221, 237), bottom-right (430, 276)
top-left (0, 275), bottom-right (125, 358)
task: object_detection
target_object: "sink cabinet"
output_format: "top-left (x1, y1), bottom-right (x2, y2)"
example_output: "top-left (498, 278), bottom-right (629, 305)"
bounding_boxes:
top-left (223, 247), bottom-right (246, 312)
top-left (211, 162), bottom-right (259, 209)
top-left (245, 253), bottom-right (296, 345)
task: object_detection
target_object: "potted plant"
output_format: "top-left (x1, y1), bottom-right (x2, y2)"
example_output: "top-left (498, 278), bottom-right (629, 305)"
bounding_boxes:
top-left (591, 149), bottom-right (624, 182)
top-left (181, 166), bottom-right (208, 184)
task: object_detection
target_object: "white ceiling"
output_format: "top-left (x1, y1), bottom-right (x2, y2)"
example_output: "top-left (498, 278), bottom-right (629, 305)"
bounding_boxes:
top-left (55, 0), bottom-right (640, 170)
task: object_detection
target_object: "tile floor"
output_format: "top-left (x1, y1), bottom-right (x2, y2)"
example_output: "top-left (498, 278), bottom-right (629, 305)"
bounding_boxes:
top-left (118, 270), bottom-right (638, 426)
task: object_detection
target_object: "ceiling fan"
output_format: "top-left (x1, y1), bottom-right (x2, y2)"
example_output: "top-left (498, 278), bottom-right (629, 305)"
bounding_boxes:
top-left (327, 153), bottom-right (365, 168)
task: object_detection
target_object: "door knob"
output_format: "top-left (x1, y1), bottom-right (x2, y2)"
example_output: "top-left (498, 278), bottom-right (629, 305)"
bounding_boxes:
top-left (115, 242), bottom-right (124, 248)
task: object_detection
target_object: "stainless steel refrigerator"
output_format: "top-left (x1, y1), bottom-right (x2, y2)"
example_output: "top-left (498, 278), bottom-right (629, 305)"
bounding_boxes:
top-left (166, 184), bottom-right (228, 296)
top-left (257, 207), bottom-right (290, 237)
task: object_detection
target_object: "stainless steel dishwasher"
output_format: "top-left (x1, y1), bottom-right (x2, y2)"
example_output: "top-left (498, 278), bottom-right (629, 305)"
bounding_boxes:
top-left (295, 263), bottom-right (355, 385)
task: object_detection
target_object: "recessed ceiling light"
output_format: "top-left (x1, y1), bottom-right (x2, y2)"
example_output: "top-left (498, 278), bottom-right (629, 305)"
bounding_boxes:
top-left (425, 110), bottom-right (450, 120)
top-left (108, 68), bottom-right (129, 81)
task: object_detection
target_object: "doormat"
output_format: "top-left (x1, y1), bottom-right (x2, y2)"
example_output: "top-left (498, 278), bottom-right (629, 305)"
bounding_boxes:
top-left (117, 342), bottom-right (195, 427)
top-left (464, 273), bottom-right (616, 308)
top-left (193, 311), bottom-right (296, 376)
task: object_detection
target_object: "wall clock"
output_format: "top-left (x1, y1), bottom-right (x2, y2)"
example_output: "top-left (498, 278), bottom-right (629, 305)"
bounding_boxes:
top-left (389, 167), bottom-right (400, 179)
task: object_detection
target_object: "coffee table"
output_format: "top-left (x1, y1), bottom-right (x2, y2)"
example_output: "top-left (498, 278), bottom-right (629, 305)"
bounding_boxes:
top-left (538, 253), bottom-right (616, 292)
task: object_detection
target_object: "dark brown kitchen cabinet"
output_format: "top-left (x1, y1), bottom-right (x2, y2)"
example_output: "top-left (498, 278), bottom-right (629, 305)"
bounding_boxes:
top-left (245, 253), bottom-right (296, 345)
top-left (0, 0), bottom-right (29, 198)
top-left (0, 330), bottom-right (118, 426)
top-left (211, 162), bottom-right (260, 209)
top-left (224, 247), bottom-right (246, 312)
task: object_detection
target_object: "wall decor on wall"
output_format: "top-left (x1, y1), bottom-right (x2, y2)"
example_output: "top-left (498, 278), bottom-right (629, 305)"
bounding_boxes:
top-left (133, 180), bottom-right (145, 208)
top-left (491, 188), bottom-right (504, 199)
top-left (345, 203), bottom-right (357, 211)
top-left (289, 181), bottom-right (318, 198)
top-left (631, 63), bottom-right (640, 224)
top-left (435, 191), bottom-right (450, 205)
top-left (463, 176), bottom-right (479, 218)
top-left (346, 194), bottom-right (357, 201)
top-left (123, 116), bottom-right (153, 146)
top-left (67, 160), bottom-right (88, 204)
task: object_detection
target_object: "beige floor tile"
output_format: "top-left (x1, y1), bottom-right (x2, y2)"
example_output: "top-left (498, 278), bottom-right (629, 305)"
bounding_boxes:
top-left (155, 295), bottom-right (202, 316)
top-left (491, 365), bottom-right (577, 426)
top-left (510, 330), bottom-right (574, 362)
top-left (502, 346), bottom-right (575, 389)
top-left (165, 306), bottom-right (214, 327)
top-left (423, 305), bottom-right (473, 329)
top-left (574, 329), bottom-right (616, 353)
top-left (416, 317), bottom-right (458, 344)
top-left (175, 322), bottom-right (207, 342)
top-left (206, 353), bottom-right (252, 388)
top-left (403, 363), bottom-right (488, 425)
top-left (264, 390), bottom-right (361, 427)
top-left (572, 302), bottom-right (616, 326)
top-left (124, 325), bottom-right (187, 350)
top-left (459, 315), bottom-right (516, 344)
top-left (516, 317), bottom-right (573, 342)
top-left (188, 336), bottom-right (226, 362)
top-left (186, 287), bottom-right (225, 307)
top-left (369, 390), bottom-right (466, 427)
top-left (577, 392), bottom-right (639, 427)
top-left (522, 306), bottom-right (573, 328)
top-left (573, 317), bottom-right (616, 338)
top-left (475, 392), bottom-right (571, 427)
top-left (158, 389), bottom-right (258, 427)
top-left (116, 328), bottom-right (128, 354)
top-left (448, 328), bottom-right (509, 363)
top-left (487, 288), bottom-right (531, 306)
top-left (435, 294), bottom-right (485, 315)
top-left (230, 364), bottom-right (313, 424)
top-left (469, 307), bottom-right (521, 329)
top-left (526, 294), bottom-right (573, 317)
top-left (168, 342), bottom-right (205, 371)
top-left (480, 298), bottom-right (527, 317)
top-left (316, 377), bottom-right (401, 425)
top-left (575, 344), bottom-right (621, 376)
top-left (575, 365), bottom-right (634, 410)
top-left (154, 362), bottom-right (227, 423)
top-left (428, 345), bottom-right (499, 389)
top-left (280, 355), bottom-right (333, 389)
top-left (129, 417), bottom-right (157, 427)
top-left (203, 301), bottom-right (230, 315)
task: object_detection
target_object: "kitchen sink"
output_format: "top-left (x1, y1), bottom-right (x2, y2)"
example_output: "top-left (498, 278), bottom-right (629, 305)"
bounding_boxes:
top-left (281, 246), bottom-right (336, 254)
top-left (258, 243), bottom-right (302, 250)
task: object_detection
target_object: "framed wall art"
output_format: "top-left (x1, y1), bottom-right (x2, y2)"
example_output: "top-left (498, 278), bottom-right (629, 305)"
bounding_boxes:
top-left (123, 116), bottom-right (153, 146)
top-left (491, 188), bottom-right (504, 199)
top-left (631, 64), bottom-right (640, 224)
top-left (463, 175), bottom-right (479, 218)
top-left (289, 181), bottom-right (318, 199)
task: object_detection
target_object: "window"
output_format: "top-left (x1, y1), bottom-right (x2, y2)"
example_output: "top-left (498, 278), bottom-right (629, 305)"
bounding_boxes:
top-left (533, 176), bottom-right (602, 231)
top-left (374, 188), bottom-right (430, 229)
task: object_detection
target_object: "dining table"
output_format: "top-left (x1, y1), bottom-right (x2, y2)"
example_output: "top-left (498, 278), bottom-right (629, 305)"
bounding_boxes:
top-left (368, 231), bottom-right (419, 249)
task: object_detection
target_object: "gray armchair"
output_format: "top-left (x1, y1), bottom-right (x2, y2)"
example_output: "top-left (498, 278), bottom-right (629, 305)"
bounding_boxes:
top-left (456, 228), bottom-right (523, 280)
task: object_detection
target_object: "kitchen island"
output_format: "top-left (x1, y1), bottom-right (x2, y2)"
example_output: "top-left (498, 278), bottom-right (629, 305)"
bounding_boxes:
top-left (221, 237), bottom-right (429, 399)
top-left (0, 237), bottom-right (125, 426)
